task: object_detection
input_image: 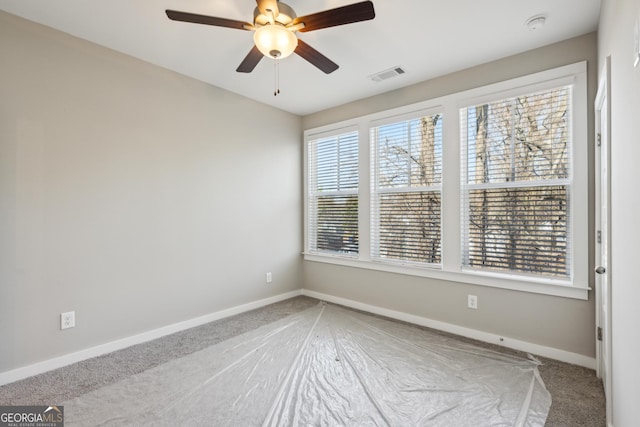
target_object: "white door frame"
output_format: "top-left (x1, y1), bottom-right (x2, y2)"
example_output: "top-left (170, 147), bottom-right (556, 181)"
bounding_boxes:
top-left (594, 55), bottom-right (612, 426)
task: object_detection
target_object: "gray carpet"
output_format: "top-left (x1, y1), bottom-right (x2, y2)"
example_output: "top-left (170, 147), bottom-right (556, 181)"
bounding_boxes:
top-left (0, 296), bottom-right (605, 426)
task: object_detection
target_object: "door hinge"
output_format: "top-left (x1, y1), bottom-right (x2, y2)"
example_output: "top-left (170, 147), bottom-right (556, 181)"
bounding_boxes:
top-left (597, 326), bottom-right (603, 341)
top-left (597, 133), bottom-right (602, 147)
top-left (597, 230), bottom-right (602, 244)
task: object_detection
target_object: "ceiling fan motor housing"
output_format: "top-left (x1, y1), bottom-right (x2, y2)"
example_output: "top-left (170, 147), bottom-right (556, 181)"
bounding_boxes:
top-left (253, 2), bottom-right (296, 26)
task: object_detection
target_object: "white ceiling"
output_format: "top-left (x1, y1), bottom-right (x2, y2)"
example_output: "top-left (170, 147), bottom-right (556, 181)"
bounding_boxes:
top-left (0, 0), bottom-right (601, 116)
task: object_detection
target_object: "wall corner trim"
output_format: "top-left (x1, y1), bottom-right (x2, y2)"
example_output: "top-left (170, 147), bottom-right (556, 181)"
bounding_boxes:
top-left (301, 289), bottom-right (596, 369)
top-left (0, 290), bottom-right (303, 386)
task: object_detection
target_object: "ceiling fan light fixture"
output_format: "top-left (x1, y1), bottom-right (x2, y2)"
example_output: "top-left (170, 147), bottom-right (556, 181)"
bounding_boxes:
top-left (253, 24), bottom-right (298, 59)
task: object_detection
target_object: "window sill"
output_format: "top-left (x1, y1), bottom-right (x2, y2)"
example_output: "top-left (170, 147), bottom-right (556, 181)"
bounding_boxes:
top-left (303, 253), bottom-right (590, 300)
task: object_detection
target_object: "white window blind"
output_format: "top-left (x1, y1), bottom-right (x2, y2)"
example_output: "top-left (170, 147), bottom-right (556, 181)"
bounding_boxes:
top-left (371, 113), bottom-right (443, 265)
top-left (460, 86), bottom-right (572, 278)
top-left (304, 63), bottom-right (588, 298)
top-left (308, 131), bottom-right (359, 255)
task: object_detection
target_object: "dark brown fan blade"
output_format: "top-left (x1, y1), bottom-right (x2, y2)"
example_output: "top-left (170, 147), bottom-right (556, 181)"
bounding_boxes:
top-left (166, 10), bottom-right (251, 30)
top-left (256, 0), bottom-right (280, 18)
top-left (295, 39), bottom-right (339, 74)
top-left (293, 1), bottom-right (375, 33)
top-left (236, 46), bottom-right (264, 73)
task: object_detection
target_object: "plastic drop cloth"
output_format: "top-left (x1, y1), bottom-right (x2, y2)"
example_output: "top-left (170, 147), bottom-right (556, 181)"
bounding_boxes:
top-left (64, 303), bottom-right (550, 426)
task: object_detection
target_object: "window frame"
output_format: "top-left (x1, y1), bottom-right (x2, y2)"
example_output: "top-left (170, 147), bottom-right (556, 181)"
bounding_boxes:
top-left (369, 108), bottom-right (444, 268)
top-left (303, 62), bottom-right (589, 300)
top-left (305, 125), bottom-right (361, 259)
top-left (459, 84), bottom-right (574, 279)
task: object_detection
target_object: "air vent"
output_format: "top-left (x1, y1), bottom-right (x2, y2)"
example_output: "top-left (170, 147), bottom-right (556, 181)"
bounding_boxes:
top-left (369, 66), bottom-right (406, 82)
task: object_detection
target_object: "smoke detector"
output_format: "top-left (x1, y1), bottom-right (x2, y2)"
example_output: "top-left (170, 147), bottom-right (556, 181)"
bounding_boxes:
top-left (526, 15), bottom-right (547, 31)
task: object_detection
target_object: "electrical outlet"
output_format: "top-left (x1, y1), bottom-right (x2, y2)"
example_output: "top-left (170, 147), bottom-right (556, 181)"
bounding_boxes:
top-left (467, 295), bottom-right (478, 310)
top-left (266, 272), bottom-right (272, 283)
top-left (61, 311), bottom-right (75, 330)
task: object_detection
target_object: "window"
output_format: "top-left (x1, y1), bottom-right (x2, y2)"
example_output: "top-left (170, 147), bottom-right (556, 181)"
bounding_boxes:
top-left (307, 130), bottom-right (359, 255)
top-left (371, 113), bottom-right (443, 265)
top-left (304, 62), bottom-right (588, 299)
top-left (460, 87), bottom-right (572, 278)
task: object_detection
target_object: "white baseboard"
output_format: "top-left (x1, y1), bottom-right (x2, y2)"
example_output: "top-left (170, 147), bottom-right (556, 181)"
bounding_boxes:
top-left (302, 289), bottom-right (596, 369)
top-left (1, 287), bottom-right (596, 386)
top-left (0, 290), bottom-right (302, 386)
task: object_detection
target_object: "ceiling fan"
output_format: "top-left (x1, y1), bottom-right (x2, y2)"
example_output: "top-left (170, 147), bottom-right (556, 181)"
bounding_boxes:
top-left (166, 0), bottom-right (375, 74)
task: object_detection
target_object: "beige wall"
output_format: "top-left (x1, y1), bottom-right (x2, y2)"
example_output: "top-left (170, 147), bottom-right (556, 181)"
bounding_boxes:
top-left (598, 0), bottom-right (640, 424)
top-left (302, 33), bottom-right (598, 359)
top-left (0, 6), bottom-right (605, 381)
top-left (0, 11), bottom-right (302, 372)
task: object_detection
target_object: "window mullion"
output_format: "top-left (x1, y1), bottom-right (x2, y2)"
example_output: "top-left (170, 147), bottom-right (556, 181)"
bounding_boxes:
top-left (358, 124), bottom-right (371, 262)
top-left (510, 98), bottom-right (517, 182)
top-left (442, 100), bottom-right (461, 273)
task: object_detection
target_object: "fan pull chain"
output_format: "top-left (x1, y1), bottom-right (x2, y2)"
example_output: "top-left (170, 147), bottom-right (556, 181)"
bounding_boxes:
top-left (274, 61), bottom-right (281, 96)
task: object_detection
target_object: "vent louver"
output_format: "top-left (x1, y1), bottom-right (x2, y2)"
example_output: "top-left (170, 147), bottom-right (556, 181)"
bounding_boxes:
top-left (369, 66), bottom-right (405, 82)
